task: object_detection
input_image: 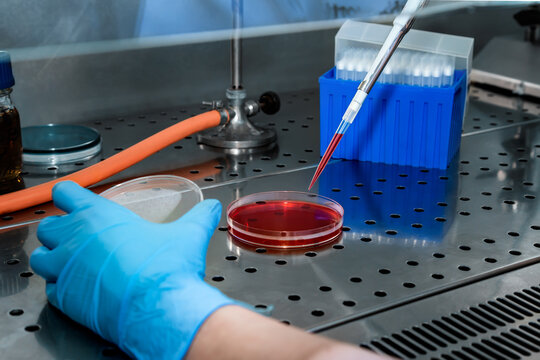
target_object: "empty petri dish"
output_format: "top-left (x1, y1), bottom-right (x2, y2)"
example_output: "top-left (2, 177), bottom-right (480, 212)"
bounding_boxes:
top-left (100, 175), bottom-right (203, 223)
top-left (227, 191), bottom-right (344, 249)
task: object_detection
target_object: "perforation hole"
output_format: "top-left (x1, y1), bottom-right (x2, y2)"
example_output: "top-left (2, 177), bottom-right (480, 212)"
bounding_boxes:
top-left (311, 310), bottom-right (325, 317)
top-left (319, 286), bottom-right (332, 292)
top-left (350, 277), bottom-right (362, 283)
top-left (212, 276), bottom-right (224, 282)
top-left (432, 274), bottom-right (444, 279)
top-left (9, 309), bottom-right (23, 316)
top-left (288, 295), bottom-right (301, 301)
top-left (244, 267), bottom-right (257, 273)
top-left (458, 265), bottom-right (471, 271)
top-left (374, 291), bottom-right (387, 297)
top-left (225, 255), bottom-right (237, 261)
top-left (343, 300), bottom-right (356, 307)
top-left (275, 259), bottom-right (287, 265)
top-left (24, 325), bottom-right (40, 332)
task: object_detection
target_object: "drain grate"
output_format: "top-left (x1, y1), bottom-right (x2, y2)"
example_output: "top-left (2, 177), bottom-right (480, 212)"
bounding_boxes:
top-left (362, 285), bottom-right (540, 359)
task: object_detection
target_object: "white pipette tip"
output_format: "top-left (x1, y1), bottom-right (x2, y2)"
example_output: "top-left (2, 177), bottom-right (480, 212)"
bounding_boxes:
top-left (342, 90), bottom-right (368, 125)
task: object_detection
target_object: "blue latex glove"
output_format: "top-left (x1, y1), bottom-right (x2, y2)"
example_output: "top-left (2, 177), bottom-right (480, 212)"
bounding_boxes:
top-left (31, 181), bottom-right (235, 359)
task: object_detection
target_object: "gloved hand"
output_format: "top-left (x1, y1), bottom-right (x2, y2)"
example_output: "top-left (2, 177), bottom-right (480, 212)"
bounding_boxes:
top-left (30, 181), bottom-right (235, 359)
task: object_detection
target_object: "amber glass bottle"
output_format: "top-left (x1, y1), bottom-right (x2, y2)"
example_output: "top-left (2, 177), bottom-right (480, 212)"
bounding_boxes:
top-left (0, 52), bottom-right (22, 182)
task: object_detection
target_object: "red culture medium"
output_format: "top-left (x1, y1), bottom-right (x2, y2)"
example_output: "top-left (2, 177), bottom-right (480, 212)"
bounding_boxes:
top-left (227, 192), bottom-right (343, 249)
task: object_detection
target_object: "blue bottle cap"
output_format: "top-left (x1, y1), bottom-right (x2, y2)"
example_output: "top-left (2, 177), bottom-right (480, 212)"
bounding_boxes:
top-left (0, 52), bottom-right (15, 89)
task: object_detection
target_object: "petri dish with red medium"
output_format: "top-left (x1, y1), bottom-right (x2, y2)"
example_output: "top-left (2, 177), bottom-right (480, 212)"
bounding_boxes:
top-left (227, 191), bottom-right (344, 249)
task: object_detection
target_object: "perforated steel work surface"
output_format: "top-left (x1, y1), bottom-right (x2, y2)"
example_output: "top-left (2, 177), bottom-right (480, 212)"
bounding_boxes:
top-left (320, 262), bottom-right (540, 360)
top-left (1, 85), bottom-right (539, 359)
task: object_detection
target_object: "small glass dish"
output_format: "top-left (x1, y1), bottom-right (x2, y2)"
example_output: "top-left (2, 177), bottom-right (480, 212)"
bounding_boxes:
top-left (227, 191), bottom-right (344, 249)
top-left (100, 175), bottom-right (203, 223)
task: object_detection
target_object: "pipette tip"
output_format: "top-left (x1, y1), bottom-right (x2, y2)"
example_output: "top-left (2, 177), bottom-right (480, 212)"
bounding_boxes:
top-left (308, 132), bottom-right (344, 190)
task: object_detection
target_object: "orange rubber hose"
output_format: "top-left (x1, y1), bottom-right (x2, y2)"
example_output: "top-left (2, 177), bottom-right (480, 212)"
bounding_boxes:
top-left (0, 110), bottom-right (224, 215)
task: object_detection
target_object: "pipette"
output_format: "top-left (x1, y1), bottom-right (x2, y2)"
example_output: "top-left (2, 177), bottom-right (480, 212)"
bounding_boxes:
top-left (308, 0), bottom-right (428, 190)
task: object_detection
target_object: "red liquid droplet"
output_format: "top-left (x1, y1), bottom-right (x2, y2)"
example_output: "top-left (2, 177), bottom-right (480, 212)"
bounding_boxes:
top-left (309, 133), bottom-right (344, 190)
top-left (228, 200), bottom-right (342, 248)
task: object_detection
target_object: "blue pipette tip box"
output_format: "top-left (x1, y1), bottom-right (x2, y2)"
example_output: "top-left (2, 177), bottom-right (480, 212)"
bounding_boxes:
top-left (319, 67), bottom-right (467, 169)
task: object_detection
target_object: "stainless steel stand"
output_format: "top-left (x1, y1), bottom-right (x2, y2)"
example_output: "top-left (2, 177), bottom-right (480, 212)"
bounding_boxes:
top-left (197, 0), bottom-right (276, 149)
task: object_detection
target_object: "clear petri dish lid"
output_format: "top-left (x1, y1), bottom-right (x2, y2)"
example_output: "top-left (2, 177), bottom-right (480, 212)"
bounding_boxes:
top-left (227, 191), bottom-right (344, 249)
top-left (100, 175), bottom-right (203, 223)
top-left (22, 124), bottom-right (101, 165)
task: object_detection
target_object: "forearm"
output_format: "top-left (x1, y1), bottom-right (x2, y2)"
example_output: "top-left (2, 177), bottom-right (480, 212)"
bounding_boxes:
top-left (186, 306), bottom-right (391, 360)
